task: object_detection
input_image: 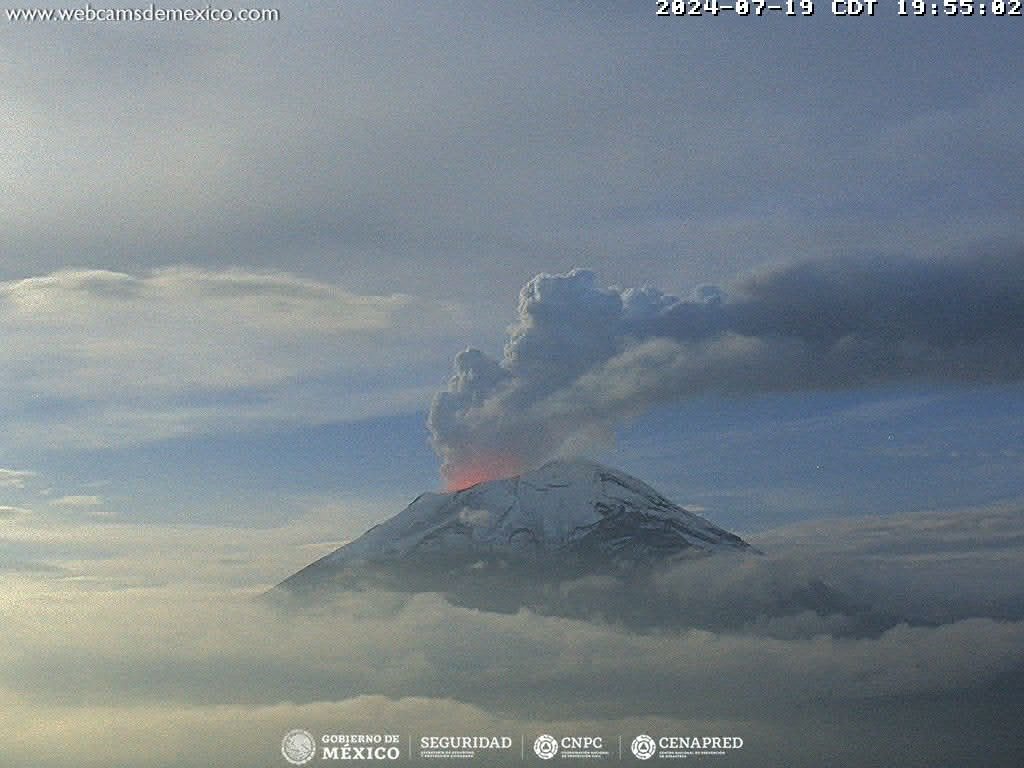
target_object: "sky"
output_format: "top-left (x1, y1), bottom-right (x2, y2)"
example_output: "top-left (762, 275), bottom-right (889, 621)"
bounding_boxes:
top-left (1, 2), bottom-right (1021, 538)
top-left (1, 4), bottom-right (1024, 765)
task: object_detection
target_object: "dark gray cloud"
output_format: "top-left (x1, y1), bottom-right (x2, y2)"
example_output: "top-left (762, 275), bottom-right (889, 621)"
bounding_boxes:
top-left (430, 254), bottom-right (1024, 484)
top-left (4, 4), bottom-right (1023, 311)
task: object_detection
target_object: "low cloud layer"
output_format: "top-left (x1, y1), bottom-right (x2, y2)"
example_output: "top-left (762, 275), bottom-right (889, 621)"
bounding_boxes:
top-left (2, 503), bottom-right (1024, 766)
top-left (430, 254), bottom-right (1024, 486)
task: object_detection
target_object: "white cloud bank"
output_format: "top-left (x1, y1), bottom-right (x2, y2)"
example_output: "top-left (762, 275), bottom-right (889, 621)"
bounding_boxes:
top-left (1, 502), bottom-right (1023, 766)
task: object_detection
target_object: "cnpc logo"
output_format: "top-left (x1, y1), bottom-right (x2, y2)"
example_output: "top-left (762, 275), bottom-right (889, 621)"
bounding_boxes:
top-left (533, 734), bottom-right (558, 760)
top-left (534, 734), bottom-right (605, 760)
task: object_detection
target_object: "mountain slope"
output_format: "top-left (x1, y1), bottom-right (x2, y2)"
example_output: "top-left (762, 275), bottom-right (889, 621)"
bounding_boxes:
top-left (277, 459), bottom-right (751, 598)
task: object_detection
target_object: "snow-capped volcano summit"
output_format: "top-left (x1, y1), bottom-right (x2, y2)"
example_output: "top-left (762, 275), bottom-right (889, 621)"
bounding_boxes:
top-left (277, 460), bottom-right (750, 597)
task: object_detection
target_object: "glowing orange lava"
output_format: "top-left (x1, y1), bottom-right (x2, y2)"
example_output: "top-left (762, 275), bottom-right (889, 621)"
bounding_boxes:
top-left (445, 454), bottom-right (523, 492)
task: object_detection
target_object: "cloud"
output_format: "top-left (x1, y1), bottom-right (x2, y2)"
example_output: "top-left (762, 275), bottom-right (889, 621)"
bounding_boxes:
top-left (0, 505), bottom-right (31, 519)
top-left (0, 468), bottom-right (36, 489)
top-left (0, 267), bottom-right (464, 448)
top-left (1, 502), bottom-right (1023, 767)
top-left (48, 495), bottom-right (103, 508)
top-left (2, 3), bottom-right (1022, 314)
top-left (0, 494), bottom-right (395, 590)
top-left (457, 507), bottom-right (492, 527)
top-left (430, 255), bottom-right (1024, 483)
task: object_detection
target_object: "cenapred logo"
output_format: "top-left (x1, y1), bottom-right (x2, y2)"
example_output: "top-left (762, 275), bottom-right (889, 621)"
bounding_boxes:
top-left (534, 733), bottom-right (559, 760)
top-left (281, 729), bottom-right (317, 765)
top-left (631, 734), bottom-right (657, 761)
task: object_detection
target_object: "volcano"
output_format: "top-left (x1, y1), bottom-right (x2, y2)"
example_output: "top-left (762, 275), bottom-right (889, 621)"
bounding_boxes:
top-left (277, 459), bottom-right (752, 603)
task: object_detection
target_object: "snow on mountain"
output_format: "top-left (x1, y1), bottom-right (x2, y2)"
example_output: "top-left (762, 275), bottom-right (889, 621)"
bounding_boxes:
top-left (277, 460), bottom-right (751, 596)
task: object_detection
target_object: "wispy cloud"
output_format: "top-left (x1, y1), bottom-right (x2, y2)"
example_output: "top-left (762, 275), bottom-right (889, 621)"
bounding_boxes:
top-left (48, 495), bottom-right (103, 508)
top-left (0, 267), bottom-right (465, 448)
top-left (0, 468), bottom-right (36, 488)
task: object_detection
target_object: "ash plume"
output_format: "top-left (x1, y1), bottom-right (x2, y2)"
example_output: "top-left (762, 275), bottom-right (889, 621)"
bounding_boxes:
top-left (429, 253), bottom-right (1024, 487)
